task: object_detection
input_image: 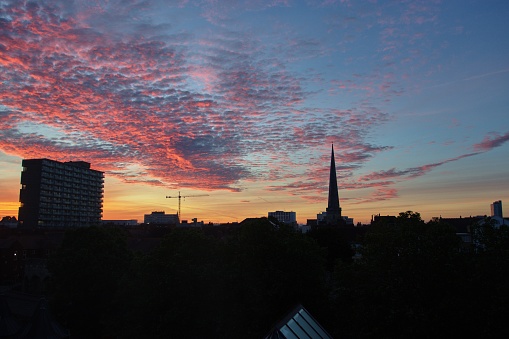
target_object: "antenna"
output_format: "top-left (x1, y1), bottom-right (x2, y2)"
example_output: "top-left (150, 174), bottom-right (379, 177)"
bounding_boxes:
top-left (166, 191), bottom-right (209, 220)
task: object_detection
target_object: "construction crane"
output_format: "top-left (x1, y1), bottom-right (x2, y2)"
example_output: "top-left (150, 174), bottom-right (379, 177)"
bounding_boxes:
top-left (166, 191), bottom-right (209, 220)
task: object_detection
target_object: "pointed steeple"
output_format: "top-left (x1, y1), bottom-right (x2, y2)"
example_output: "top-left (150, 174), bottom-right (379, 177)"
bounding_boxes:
top-left (325, 144), bottom-right (342, 225)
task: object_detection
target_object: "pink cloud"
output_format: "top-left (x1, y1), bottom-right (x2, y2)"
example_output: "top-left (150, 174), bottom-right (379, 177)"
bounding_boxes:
top-left (0, 0), bottom-right (450, 198)
top-left (362, 187), bottom-right (399, 203)
top-left (359, 152), bottom-right (479, 182)
top-left (473, 131), bottom-right (509, 152)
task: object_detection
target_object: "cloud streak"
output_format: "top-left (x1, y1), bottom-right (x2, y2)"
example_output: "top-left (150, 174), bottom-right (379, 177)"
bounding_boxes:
top-left (358, 153), bottom-right (482, 188)
top-left (473, 131), bottom-right (509, 152)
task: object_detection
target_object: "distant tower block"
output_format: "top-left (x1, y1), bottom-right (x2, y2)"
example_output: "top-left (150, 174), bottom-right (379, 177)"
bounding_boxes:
top-left (491, 200), bottom-right (503, 218)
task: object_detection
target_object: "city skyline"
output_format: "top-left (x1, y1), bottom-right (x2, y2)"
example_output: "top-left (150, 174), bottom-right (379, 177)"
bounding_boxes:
top-left (1, 1), bottom-right (508, 224)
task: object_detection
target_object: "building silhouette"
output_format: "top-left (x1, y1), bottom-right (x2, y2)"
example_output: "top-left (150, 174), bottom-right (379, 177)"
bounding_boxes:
top-left (491, 200), bottom-right (503, 218)
top-left (268, 211), bottom-right (297, 225)
top-left (144, 211), bottom-right (179, 225)
top-left (18, 159), bottom-right (104, 228)
top-left (319, 144), bottom-right (346, 226)
top-left (489, 200), bottom-right (508, 227)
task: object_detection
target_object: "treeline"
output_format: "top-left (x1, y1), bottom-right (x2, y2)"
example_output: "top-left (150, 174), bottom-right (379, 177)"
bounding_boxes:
top-left (47, 213), bottom-right (509, 338)
top-left (333, 212), bottom-right (509, 338)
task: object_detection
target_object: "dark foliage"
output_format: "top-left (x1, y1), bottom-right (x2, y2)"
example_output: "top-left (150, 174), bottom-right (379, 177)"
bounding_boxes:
top-left (330, 212), bottom-right (509, 338)
top-left (46, 214), bottom-right (509, 338)
top-left (52, 219), bottom-right (328, 338)
top-left (224, 218), bottom-right (328, 338)
top-left (47, 226), bottom-right (132, 338)
top-left (307, 226), bottom-right (354, 270)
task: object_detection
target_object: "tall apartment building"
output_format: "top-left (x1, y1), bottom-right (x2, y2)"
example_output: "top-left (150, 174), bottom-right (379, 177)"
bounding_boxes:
top-left (18, 159), bottom-right (104, 228)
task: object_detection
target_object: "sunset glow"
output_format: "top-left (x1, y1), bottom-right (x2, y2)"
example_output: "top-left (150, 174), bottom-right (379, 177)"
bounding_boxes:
top-left (1, 0), bottom-right (508, 224)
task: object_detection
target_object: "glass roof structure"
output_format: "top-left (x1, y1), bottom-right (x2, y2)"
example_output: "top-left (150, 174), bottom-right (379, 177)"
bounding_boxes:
top-left (265, 305), bottom-right (333, 339)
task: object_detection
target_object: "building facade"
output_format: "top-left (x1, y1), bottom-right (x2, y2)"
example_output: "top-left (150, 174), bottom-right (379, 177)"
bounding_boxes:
top-left (18, 159), bottom-right (104, 228)
top-left (144, 211), bottom-right (179, 225)
top-left (268, 211), bottom-right (297, 225)
top-left (491, 200), bottom-right (503, 218)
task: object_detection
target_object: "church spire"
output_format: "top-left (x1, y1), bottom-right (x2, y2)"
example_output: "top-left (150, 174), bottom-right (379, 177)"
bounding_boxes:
top-left (326, 144), bottom-right (342, 224)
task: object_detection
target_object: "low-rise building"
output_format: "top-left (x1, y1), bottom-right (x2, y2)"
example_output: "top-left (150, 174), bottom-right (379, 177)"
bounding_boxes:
top-left (102, 220), bottom-right (138, 226)
top-left (144, 211), bottom-right (179, 225)
top-left (268, 211), bottom-right (297, 225)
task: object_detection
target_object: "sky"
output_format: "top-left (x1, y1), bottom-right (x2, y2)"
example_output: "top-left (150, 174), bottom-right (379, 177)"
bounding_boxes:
top-left (1, 0), bottom-right (508, 224)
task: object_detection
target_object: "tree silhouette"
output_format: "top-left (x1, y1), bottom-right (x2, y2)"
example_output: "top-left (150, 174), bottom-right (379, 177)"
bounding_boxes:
top-left (107, 219), bottom-right (328, 338)
top-left (47, 226), bottom-right (132, 338)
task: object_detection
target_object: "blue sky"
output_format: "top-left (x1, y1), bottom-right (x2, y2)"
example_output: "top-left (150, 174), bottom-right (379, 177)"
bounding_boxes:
top-left (1, 0), bottom-right (508, 223)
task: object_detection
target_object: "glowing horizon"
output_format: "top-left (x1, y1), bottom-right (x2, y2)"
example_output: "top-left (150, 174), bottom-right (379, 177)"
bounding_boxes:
top-left (1, 1), bottom-right (508, 225)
